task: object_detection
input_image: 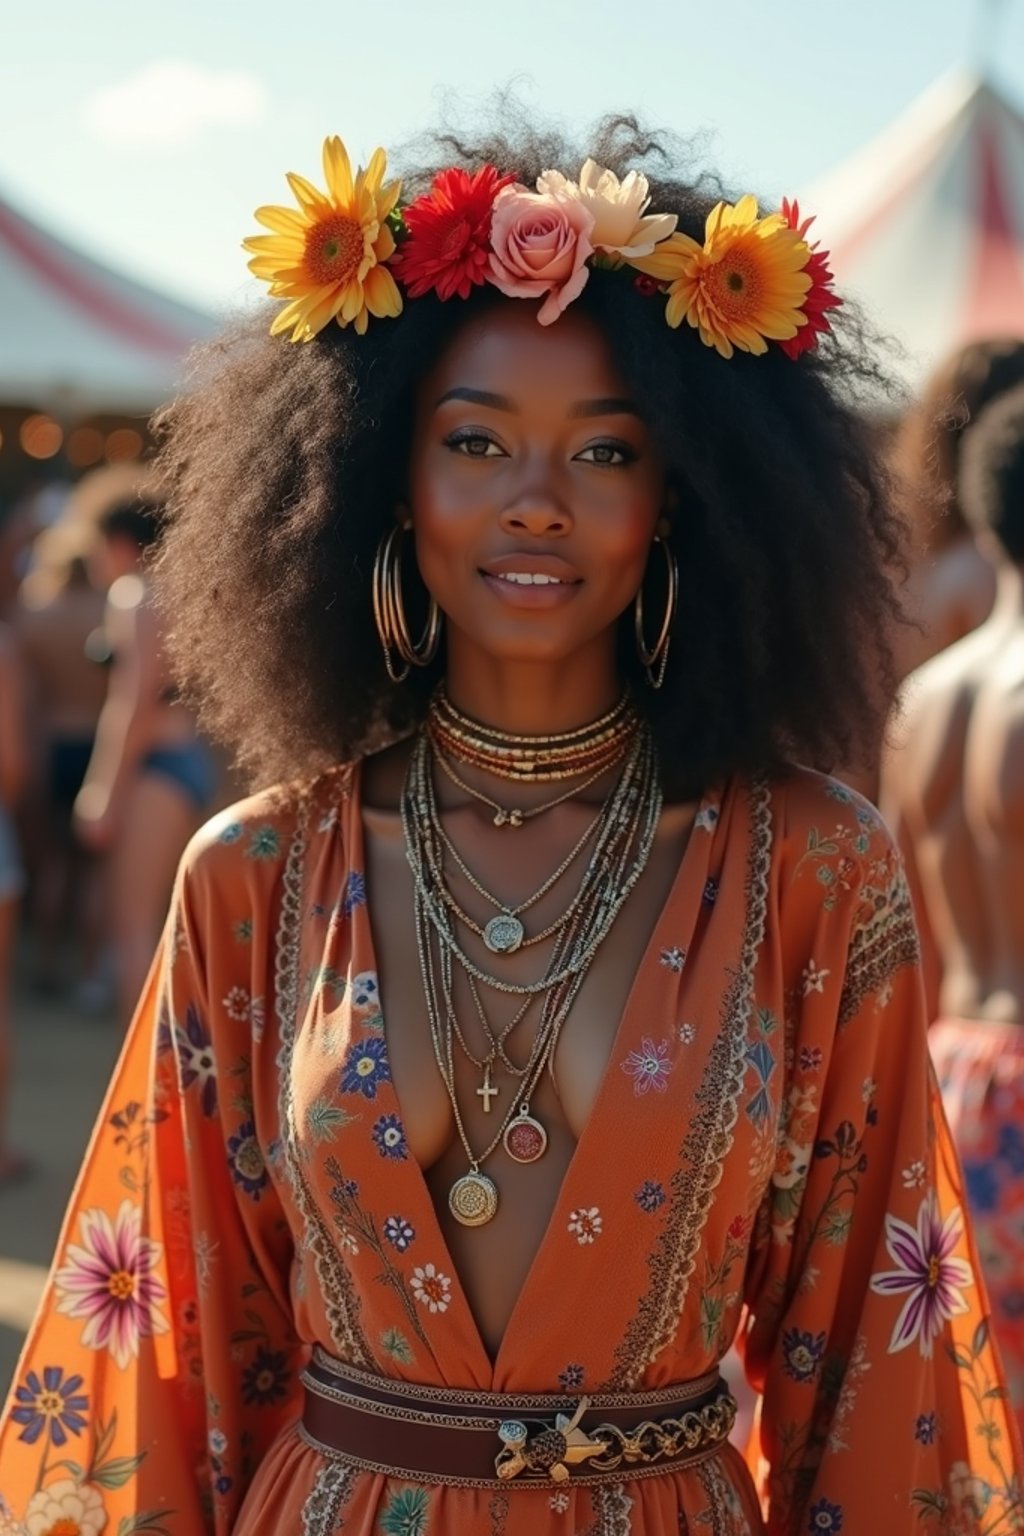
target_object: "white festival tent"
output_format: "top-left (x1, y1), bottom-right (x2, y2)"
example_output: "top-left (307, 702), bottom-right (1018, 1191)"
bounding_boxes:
top-left (0, 185), bottom-right (215, 415)
top-left (801, 69), bottom-right (1024, 392)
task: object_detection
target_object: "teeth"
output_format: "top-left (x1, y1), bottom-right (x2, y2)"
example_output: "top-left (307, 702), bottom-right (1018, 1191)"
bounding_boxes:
top-left (496, 572), bottom-right (564, 585)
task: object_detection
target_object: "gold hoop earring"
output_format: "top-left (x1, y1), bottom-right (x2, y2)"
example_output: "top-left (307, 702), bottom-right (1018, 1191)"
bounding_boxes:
top-left (372, 522), bottom-right (442, 683)
top-left (634, 535), bottom-right (678, 690)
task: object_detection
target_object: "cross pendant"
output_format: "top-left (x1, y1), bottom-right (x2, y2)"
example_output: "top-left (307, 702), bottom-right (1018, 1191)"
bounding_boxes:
top-left (477, 1067), bottom-right (499, 1113)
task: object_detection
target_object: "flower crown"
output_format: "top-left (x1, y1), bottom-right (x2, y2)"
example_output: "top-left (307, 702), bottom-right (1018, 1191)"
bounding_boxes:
top-left (244, 135), bottom-right (840, 361)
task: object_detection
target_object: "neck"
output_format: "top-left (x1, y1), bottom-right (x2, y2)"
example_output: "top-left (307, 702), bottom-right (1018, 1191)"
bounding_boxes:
top-left (443, 635), bottom-right (623, 737)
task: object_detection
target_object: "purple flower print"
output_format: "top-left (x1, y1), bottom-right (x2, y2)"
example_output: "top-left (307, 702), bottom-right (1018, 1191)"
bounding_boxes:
top-left (869, 1194), bottom-right (973, 1357)
top-left (621, 1037), bottom-right (672, 1095)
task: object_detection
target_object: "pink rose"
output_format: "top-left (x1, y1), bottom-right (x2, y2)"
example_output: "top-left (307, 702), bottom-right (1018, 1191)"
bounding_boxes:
top-left (487, 184), bottom-right (595, 325)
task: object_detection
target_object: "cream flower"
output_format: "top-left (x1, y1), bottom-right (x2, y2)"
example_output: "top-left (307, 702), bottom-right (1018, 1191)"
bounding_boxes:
top-left (538, 160), bottom-right (676, 259)
top-left (24, 1478), bottom-right (107, 1536)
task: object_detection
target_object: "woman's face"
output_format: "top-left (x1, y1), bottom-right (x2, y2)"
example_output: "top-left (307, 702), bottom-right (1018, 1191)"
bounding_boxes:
top-left (408, 302), bottom-right (666, 673)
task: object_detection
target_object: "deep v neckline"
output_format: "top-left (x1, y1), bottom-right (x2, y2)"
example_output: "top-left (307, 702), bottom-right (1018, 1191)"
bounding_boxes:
top-left (346, 758), bottom-right (721, 1384)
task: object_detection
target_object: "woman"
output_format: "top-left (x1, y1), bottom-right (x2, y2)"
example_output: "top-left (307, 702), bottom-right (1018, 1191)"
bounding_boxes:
top-left (73, 485), bottom-right (218, 1028)
top-left (0, 117), bottom-right (1017, 1534)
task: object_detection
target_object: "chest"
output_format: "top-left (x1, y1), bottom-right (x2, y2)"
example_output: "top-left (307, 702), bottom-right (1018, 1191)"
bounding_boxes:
top-left (360, 803), bottom-right (696, 1171)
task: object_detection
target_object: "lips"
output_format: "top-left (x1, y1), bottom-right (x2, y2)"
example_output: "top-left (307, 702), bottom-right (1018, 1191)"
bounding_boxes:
top-left (480, 553), bottom-right (582, 586)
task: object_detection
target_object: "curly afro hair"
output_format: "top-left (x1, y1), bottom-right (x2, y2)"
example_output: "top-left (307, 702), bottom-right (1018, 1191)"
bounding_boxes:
top-left (153, 107), bottom-right (905, 799)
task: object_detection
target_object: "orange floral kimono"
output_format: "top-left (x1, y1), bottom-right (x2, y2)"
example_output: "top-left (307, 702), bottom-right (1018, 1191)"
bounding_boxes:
top-left (1, 765), bottom-right (1020, 1535)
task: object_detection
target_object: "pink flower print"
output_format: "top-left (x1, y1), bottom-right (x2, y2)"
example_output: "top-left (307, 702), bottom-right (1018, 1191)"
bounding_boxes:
top-left (53, 1199), bottom-right (170, 1369)
top-left (869, 1194), bottom-right (974, 1357)
top-left (622, 1037), bottom-right (672, 1095)
top-left (410, 1263), bottom-right (452, 1314)
top-left (568, 1207), bottom-right (603, 1244)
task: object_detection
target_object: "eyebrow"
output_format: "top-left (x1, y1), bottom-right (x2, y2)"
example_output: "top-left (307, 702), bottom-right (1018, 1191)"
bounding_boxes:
top-left (434, 387), bottom-right (641, 419)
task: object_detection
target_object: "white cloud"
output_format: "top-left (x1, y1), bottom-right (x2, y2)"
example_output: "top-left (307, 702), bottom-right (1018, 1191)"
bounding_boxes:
top-left (83, 59), bottom-right (267, 149)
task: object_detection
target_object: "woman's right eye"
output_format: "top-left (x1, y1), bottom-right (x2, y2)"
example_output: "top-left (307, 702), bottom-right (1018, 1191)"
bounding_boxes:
top-left (445, 431), bottom-right (505, 458)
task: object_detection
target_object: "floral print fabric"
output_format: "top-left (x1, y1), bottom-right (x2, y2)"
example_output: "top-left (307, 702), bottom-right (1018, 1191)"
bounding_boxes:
top-left (0, 766), bottom-right (1018, 1535)
top-left (930, 1017), bottom-right (1024, 1439)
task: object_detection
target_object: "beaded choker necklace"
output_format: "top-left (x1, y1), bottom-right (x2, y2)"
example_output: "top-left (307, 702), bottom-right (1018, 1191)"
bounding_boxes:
top-left (427, 688), bottom-right (638, 784)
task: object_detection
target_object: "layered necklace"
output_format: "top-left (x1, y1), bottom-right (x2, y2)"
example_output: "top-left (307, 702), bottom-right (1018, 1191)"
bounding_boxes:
top-left (402, 691), bottom-right (661, 1227)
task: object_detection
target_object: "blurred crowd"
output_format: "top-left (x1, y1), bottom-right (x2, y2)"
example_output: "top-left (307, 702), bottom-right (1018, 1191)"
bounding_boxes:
top-left (0, 462), bottom-right (231, 1186)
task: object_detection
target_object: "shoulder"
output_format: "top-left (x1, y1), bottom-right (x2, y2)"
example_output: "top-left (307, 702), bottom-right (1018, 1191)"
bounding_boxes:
top-left (178, 765), bottom-right (354, 902)
top-left (771, 766), bottom-right (896, 876)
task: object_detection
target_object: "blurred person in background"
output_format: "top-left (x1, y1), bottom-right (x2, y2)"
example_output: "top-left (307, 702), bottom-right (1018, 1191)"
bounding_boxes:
top-left (882, 381), bottom-right (1024, 1431)
top-left (893, 338), bottom-right (1024, 676)
top-left (0, 620), bottom-right (29, 1185)
top-left (73, 481), bottom-right (217, 1029)
top-left (15, 513), bottom-right (109, 1006)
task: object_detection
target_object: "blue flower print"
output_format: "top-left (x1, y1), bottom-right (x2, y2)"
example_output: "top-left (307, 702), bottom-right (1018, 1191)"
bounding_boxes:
top-left (965, 1158), bottom-right (1000, 1214)
top-left (808, 1499), bottom-right (843, 1532)
top-left (176, 1002), bottom-right (218, 1116)
top-left (372, 1114), bottom-right (408, 1160)
top-left (997, 1123), bottom-right (1024, 1176)
top-left (703, 876), bottom-right (719, 905)
top-left (340, 1037), bottom-right (391, 1099)
top-left (782, 1328), bottom-right (826, 1384)
top-left (559, 1364), bottom-right (585, 1391)
top-left (635, 1180), bottom-right (666, 1213)
top-left (383, 1216), bottom-right (415, 1252)
top-left (227, 1119), bottom-right (269, 1200)
top-left (246, 824), bottom-right (280, 861)
top-left (241, 1347), bottom-right (291, 1406)
top-left (915, 1412), bottom-right (937, 1445)
top-left (218, 821), bottom-right (243, 844)
top-left (11, 1366), bottom-right (88, 1446)
top-left (342, 871), bottom-right (367, 916)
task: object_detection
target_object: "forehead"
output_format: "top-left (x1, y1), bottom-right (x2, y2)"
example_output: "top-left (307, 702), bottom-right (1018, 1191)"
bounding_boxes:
top-left (421, 302), bottom-right (627, 402)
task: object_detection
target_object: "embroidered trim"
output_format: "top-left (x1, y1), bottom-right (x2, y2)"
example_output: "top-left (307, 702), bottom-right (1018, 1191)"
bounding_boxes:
top-left (695, 1455), bottom-right (743, 1536)
top-left (300, 1456), bottom-right (357, 1536)
top-left (837, 862), bottom-right (919, 1028)
top-left (586, 1483), bottom-right (635, 1536)
top-left (608, 780), bottom-right (773, 1388)
top-left (310, 1345), bottom-right (721, 1412)
top-left (275, 798), bottom-right (373, 1365)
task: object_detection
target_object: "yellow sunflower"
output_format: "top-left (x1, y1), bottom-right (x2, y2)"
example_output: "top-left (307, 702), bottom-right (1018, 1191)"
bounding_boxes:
top-left (627, 195), bottom-right (812, 358)
top-left (243, 136), bottom-right (403, 341)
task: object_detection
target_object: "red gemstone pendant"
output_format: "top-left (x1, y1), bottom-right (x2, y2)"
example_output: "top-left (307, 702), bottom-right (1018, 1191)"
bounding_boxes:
top-left (503, 1107), bottom-right (547, 1164)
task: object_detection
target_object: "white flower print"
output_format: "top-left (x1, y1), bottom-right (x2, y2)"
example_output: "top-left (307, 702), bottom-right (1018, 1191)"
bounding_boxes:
top-left (902, 1159), bottom-right (927, 1190)
top-left (678, 1022), bottom-right (697, 1044)
top-left (568, 1207), bottom-right (603, 1244)
top-left (802, 960), bottom-right (831, 996)
top-left (339, 1228), bottom-right (359, 1256)
top-left (861, 1076), bottom-right (877, 1102)
top-left (318, 806), bottom-right (339, 834)
top-left (351, 971), bottom-right (379, 1010)
top-left (660, 946), bottom-right (685, 972)
top-left (694, 804), bottom-right (720, 832)
top-left (410, 1263), bottom-right (452, 1314)
top-left (209, 1427), bottom-right (228, 1455)
top-left (222, 986), bottom-right (251, 1022)
top-left (869, 1193), bottom-right (973, 1357)
top-left (549, 1491), bottom-right (571, 1513)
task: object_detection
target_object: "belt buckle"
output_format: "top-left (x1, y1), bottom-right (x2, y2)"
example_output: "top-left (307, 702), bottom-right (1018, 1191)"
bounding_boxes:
top-left (495, 1397), bottom-right (607, 1483)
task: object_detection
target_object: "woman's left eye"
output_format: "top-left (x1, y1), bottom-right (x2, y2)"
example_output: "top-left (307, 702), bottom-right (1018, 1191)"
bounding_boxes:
top-left (575, 442), bottom-right (636, 467)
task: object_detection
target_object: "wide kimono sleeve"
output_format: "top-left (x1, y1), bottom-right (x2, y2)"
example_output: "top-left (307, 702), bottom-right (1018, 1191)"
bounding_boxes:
top-left (739, 777), bottom-right (1023, 1536)
top-left (0, 804), bottom-right (305, 1534)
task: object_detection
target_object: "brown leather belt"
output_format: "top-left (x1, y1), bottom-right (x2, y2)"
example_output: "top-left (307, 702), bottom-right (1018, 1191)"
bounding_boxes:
top-left (300, 1347), bottom-right (737, 1489)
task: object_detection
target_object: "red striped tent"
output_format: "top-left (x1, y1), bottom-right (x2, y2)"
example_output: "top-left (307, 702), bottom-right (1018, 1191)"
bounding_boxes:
top-left (0, 186), bottom-right (214, 414)
top-left (801, 70), bottom-right (1024, 390)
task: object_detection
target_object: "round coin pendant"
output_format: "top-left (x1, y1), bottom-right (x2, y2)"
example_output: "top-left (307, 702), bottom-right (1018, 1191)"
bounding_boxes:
top-left (503, 1109), bottom-right (548, 1165)
top-left (449, 1171), bottom-right (499, 1227)
top-left (483, 913), bottom-right (525, 954)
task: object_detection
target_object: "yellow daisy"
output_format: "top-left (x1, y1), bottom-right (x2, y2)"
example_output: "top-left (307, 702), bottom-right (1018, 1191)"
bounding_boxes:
top-left (627, 195), bottom-right (812, 359)
top-left (243, 136), bottom-right (403, 341)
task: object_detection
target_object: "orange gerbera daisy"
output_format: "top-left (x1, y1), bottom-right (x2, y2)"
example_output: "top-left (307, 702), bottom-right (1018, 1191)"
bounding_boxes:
top-left (243, 136), bottom-right (403, 341)
top-left (627, 195), bottom-right (813, 359)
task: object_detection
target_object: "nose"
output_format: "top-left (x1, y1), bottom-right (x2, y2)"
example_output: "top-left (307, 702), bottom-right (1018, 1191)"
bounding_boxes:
top-left (498, 492), bottom-right (573, 539)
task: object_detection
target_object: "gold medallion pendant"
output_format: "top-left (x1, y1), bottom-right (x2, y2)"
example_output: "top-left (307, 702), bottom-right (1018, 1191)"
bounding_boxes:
top-left (449, 1170), bottom-right (499, 1227)
top-left (503, 1107), bottom-right (548, 1164)
top-left (483, 913), bottom-right (525, 954)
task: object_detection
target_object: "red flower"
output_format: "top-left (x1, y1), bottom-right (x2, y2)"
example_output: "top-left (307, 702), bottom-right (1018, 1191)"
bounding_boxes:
top-left (778, 198), bottom-right (842, 359)
top-left (391, 164), bottom-right (516, 301)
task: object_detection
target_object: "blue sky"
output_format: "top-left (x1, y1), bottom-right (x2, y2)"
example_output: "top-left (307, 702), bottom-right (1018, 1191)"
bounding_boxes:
top-left (1, 0), bottom-right (1022, 315)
